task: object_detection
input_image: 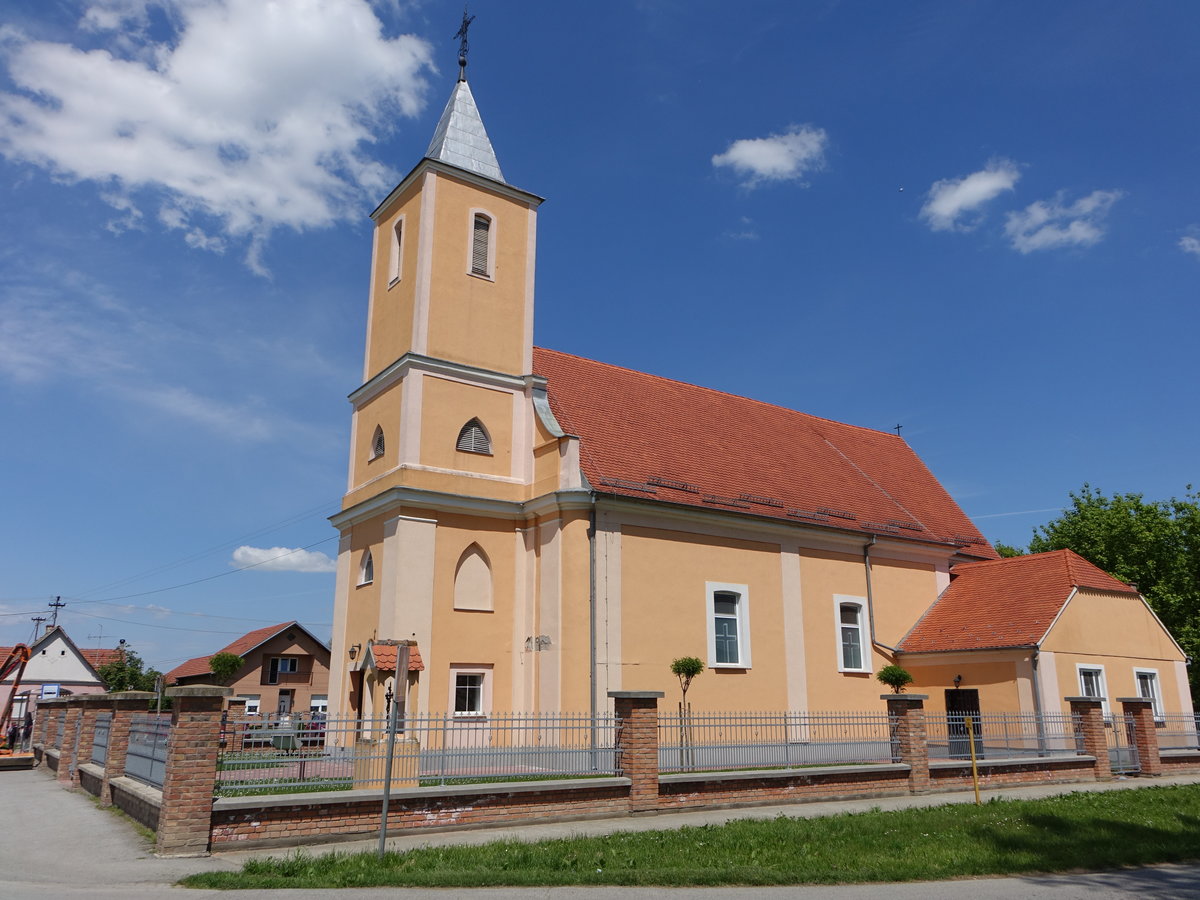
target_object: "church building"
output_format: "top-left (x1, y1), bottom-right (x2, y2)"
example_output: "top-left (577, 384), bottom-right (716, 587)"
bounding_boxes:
top-left (327, 60), bottom-right (1192, 725)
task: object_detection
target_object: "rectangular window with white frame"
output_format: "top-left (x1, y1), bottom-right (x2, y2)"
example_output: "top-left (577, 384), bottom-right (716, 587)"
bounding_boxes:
top-left (238, 694), bottom-right (261, 716)
top-left (449, 664), bottom-right (493, 717)
top-left (835, 596), bottom-right (869, 672)
top-left (1134, 668), bottom-right (1163, 721)
top-left (1077, 664), bottom-right (1109, 716)
top-left (309, 694), bottom-right (328, 716)
top-left (705, 582), bottom-right (751, 668)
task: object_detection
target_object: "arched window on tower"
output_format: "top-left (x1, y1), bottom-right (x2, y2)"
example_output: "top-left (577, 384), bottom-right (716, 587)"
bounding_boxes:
top-left (456, 418), bottom-right (491, 455)
top-left (454, 544), bottom-right (493, 611)
top-left (358, 550), bottom-right (374, 586)
top-left (470, 213), bottom-right (492, 277)
top-left (370, 425), bottom-right (385, 460)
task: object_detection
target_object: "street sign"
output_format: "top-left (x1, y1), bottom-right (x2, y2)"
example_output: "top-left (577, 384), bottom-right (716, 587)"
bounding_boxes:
top-left (40, 683), bottom-right (60, 699)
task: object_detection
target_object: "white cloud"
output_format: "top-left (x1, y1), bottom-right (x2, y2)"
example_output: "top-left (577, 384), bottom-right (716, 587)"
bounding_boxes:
top-left (712, 125), bottom-right (828, 188)
top-left (1004, 189), bottom-right (1122, 253)
top-left (231, 545), bottom-right (337, 573)
top-left (0, 0), bottom-right (434, 271)
top-left (1179, 233), bottom-right (1200, 259)
top-left (920, 159), bottom-right (1020, 232)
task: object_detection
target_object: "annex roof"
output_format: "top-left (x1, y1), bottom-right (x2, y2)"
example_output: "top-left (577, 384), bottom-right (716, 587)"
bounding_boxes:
top-left (425, 79), bottom-right (505, 183)
top-left (532, 347), bottom-right (995, 556)
top-left (165, 621), bottom-right (328, 684)
top-left (366, 641), bottom-right (425, 672)
top-left (899, 549), bottom-right (1138, 653)
top-left (2, 627), bottom-right (114, 683)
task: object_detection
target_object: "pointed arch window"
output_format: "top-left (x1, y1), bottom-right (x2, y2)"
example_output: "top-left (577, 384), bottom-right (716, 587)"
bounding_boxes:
top-left (454, 544), bottom-right (494, 611)
top-left (358, 550), bottom-right (374, 586)
top-left (456, 418), bottom-right (491, 455)
top-left (470, 213), bottom-right (492, 277)
top-left (370, 425), bottom-right (385, 460)
top-left (388, 217), bottom-right (404, 284)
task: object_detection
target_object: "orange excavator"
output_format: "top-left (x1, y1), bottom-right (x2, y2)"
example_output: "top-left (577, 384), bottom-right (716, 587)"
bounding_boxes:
top-left (1, 644), bottom-right (32, 764)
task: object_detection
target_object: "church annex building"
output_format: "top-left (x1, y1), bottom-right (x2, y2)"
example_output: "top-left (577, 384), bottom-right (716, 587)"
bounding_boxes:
top-left (326, 67), bottom-right (1193, 727)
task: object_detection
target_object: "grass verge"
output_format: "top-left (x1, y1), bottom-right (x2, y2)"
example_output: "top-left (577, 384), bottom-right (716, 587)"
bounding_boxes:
top-left (180, 783), bottom-right (1200, 889)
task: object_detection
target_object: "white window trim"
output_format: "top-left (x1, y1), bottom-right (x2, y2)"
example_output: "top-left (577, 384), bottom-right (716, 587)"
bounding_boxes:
top-left (238, 694), bottom-right (261, 716)
top-left (834, 595), bottom-right (870, 673)
top-left (1076, 663), bottom-right (1110, 717)
top-left (358, 549), bottom-right (374, 586)
top-left (466, 208), bottom-right (496, 280)
top-left (387, 215), bottom-right (405, 286)
top-left (1133, 667), bottom-right (1164, 721)
top-left (309, 694), bottom-right (328, 715)
top-left (705, 582), bottom-right (751, 669)
top-left (449, 664), bottom-right (493, 717)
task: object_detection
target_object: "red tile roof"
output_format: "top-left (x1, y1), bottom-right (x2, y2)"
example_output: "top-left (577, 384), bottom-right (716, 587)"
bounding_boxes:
top-left (368, 642), bottom-right (424, 671)
top-left (899, 549), bottom-right (1137, 653)
top-left (533, 347), bottom-right (995, 557)
top-left (165, 621), bottom-right (305, 684)
top-left (81, 648), bottom-right (124, 669)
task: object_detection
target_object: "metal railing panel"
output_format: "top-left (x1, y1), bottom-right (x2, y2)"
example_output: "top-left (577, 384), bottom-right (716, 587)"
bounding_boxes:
top-left (926, 712), bottom-right (1081, 761)
top-left (1156, 713), bottom-right (1200, 751)
top-left (125, 714), bottom-right (171, 788)
top-left (1106, 713), bottom-right (1140, 774)
top-left (657, 711), bottom-right (897, 774)
top-left (90, 711), bottom-right (112, 765)
top-left (216, 712), bottom-right (618, 797)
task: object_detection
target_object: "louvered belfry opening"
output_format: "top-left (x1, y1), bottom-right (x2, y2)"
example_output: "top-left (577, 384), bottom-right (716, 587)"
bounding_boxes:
top-left (471, 214), bottom-right (490, 275)
top-left (371, 426), bottom-right (385, 459)
top-left (456, 418), bottom-right (491, 454)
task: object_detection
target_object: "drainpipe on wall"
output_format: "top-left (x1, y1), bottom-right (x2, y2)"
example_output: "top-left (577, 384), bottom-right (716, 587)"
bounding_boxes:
top-left (587, 504), bottom-right (598, 724)
top-left (1031, 646), bottom-right (1047, 754)
top-left (864, 536), bottom-right (900, 659)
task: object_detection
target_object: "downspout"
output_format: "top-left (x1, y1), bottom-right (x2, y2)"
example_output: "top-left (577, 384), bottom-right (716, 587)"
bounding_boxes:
top-left (588, 505), bottom-right (598, 723)
top-left (1031, 646), bottom-right (1047, 754)
top-left (864, 536), bottom-right (900, 658)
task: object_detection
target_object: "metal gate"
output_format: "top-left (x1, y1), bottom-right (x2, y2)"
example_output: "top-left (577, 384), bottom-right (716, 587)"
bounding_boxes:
top-left (1107, 713), bottom-right (1140, 774)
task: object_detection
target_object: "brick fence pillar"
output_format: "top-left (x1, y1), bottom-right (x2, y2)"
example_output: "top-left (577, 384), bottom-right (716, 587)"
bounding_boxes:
top-left (885, 694), bottom-right (930, 794)
top-left (1068, 697), bottom-right (1112, 780)
top-left (1118, 697), bottom-right (1163, 776)
top-left (157, 685), bottom-right (231, 857)
top-left (72, 695), bottom-right (107, 787)
top-left (609, 691), bottom-right (663, 814)
top-left (100, 692), bottom-right (156, 806)
top-left (57, 698), bottom-right (86, 785)
top-left (222, 698), bottom-right (246, 753)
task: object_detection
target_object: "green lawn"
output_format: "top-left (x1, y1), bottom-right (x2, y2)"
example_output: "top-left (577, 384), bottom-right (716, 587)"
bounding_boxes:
top-left (181, 783), bottom-right (1200, 889)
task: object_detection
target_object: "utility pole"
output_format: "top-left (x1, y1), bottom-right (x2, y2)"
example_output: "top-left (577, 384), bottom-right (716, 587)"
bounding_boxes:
top-left (30, 616), bottom-right (46, 641)
top-left (48, 596), bottom-right (66, 628)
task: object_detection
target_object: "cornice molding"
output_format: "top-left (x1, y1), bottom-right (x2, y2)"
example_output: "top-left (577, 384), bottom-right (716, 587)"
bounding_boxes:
top-left (330, 486), bottom-right (594, 531)
top-left (350, 352), bottom-right (526, 407)
top-left (370, 158), bottom-right (544, 224)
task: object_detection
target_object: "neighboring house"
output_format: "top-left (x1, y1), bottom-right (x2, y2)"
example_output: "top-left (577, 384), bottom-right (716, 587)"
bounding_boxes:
top-left (166, 622), bottom-right (331, 718)
top-left (326, 67), bottom-right (1195, 723)
top-left (897, 549), bottom-right (1190, 719)
top-left (0, 626), bottom-right (121, 721)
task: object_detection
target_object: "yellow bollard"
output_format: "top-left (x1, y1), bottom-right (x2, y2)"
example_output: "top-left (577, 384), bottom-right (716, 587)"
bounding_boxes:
top-left (966, 715), bottom-right (981, 805)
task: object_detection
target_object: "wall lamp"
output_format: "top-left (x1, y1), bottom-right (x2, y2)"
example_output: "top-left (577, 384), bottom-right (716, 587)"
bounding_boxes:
top-left (348, 643), bottom-right (362, 660)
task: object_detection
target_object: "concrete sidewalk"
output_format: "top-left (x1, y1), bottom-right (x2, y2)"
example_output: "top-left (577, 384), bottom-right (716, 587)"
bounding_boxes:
top-left (3, 765), bottom-right (1200, 897)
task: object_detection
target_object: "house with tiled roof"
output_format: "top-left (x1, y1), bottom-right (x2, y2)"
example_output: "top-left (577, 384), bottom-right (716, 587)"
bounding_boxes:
top-left (897, 549), bottom-right (1190, 719)
top-left (325, 65), bottom-right (1193, 724)
top-left (166, 621), bottom-right (330, 718)
top-left (0, 626), bottom-right (117, 722)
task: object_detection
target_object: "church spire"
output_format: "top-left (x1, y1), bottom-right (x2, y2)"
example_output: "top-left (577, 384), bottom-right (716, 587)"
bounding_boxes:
top-left (425, 10), bottom-right (505, 183)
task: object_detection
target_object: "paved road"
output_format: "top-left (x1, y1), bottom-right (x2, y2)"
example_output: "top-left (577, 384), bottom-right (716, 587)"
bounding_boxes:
top-left (4, 766), bottom-right (1200, 898)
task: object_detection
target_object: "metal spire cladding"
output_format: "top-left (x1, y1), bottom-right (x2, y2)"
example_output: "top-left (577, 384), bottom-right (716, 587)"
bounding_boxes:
top-left (424, 77), bottom-right (505, 184)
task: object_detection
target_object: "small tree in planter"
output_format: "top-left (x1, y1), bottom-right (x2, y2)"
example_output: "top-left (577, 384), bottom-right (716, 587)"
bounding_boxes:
top-left (670, 656), bottom-right (704, 769)
top-left (876, 664), bottom-right (914, 694)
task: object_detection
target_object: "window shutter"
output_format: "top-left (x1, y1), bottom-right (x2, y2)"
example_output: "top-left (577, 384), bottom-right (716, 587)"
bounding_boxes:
top-left (371, 426), bottom-right (385, 459)
top-left (471, 215), bottom-right (490, 275)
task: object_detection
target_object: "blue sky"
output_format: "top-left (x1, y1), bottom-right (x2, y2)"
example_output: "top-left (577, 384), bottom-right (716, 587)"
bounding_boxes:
top-left (1, 1), bottom-right (1197, 673)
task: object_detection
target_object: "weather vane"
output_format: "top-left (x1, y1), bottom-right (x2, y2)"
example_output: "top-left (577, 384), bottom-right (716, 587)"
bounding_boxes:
top-left (454, 7), bottom-right (475, 82)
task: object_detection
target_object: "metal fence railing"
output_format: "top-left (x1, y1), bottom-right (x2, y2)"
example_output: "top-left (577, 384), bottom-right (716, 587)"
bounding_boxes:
top-left (91, 711), bottom-right (112, 766)
top-left (926, 712), bottom-right (1081, 762)
top-left (217, 712), bottom-right (619, 797)
top-left (657, 711), bottom-right (897, 774)
top-left (125, 714), bottom-right (171, 788)
top-left (1157, 713), bottom-right (1200, 751)
top-left (1106, 713), bottom-right (1140, 774)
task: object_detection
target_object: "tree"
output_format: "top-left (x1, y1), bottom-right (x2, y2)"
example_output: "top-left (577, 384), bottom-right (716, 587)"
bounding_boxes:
top-left (208, 651), bottom-right (244, 684)
top-left (670, 656), bottom-right (704, 706)
top-left (96, 649), bottom-right (161, 694)
top-left (1028, 484), bottom-right (1200, 703)
top-left (876, 664), bottom-right (914, 693)
top-left (995, 542), bottom-right (1026, 558)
